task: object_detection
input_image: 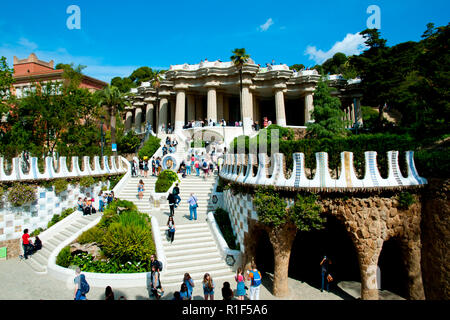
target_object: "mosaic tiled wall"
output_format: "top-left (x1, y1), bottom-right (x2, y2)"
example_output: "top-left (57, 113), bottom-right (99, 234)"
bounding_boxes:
top-left (0, 182), bottom-right (106, 242)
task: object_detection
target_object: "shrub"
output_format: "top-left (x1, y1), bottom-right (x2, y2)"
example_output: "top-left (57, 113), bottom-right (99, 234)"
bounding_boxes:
top-left (138, 135), bottom-right (161, 159)
top-left (56, 246), bottom-right (73, 268)
top-left (101, 222), bottom-right (155, 264)
top-left (30, 227), bottom-right (44, 237)
top-left (109, 173), bottom-right (124, 190)
top-left (7, 183), bottom-right (37, 207)
top-left (77, 226), bottom-right (104, 244)
top-left (118, 131), bottom-right (140, 154)
top-left (47, 207), bottom-right (75, 229)
top-left (54, 179), bottom-right (69, 194)
top-left (79, 176), bottom-right (95, 189)
top-left (397, 192), bottom-right (415, 209)
top-left (155, 170), bottom-right (179, 193)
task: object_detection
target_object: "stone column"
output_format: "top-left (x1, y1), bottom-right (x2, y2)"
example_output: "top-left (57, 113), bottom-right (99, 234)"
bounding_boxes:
top-left (170, 99), bottom-right (175, 128)
top-left (187, 94), bottom-right (196, 123)
top-left (253, 94), bottom-right (259, 125)
top-left (356, 239), bottom-right (383, 300)
top-left (207, 87), bottom-right (217, 123)
top-left (275, 89), bottom-right (287, 127)
top-left (175, 90), bottom-right (186, 132)
top-left (195, 95), bottom-right (203, 121)
top-left (158, 97), bottom-right (168, 134)
top-left (223, 95), bottom-right (229, 123)
top-left (304, 92), bottom-right (314, 124)
top-left (217, 92), bottom-right (224, 122)
top-left (241, 86), bottom-right (253, 135)
top-left (125, 110), bottom-right (133, 131)
top-left (351, 102), bottom-right (356, 125)
top-left (146, 103), bottom-right (154, 129)
top-left (399, 238), bottom-right (426, 300)
top-left (134, 107), bottom-right (142, 133)
top-left (355, 97), bottom-right (363, 126)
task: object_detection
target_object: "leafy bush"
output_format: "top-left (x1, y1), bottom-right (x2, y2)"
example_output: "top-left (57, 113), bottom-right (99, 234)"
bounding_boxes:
top-left (79, 176), bottom-right (95, 188)
top-left (56, 246), bottom-right (73, 268)
top-left (71, 252), bottom-right (150, 273)
top-left (118, 131), bottom-right (140, 154)
top-left (214, 208), bottom-right (239, 250)
top-left (47, 207), bottom-right (75, 229)
top-left (109, 173), bottom-right (125, 190)
top-left (155, 170), bottom-right (179, 193)
top-left (7, 183), bottom-right (37, 207)
top-left (54, 179), bottom-right (69, 194)
top-left (77, 226), bottom-right (104, 244)
top-left (30, 227), bottom-right (44, 237)
top-left (102, 222), bottom-right (155, 264)
top-left (397, 192), bottom-right (416, 209)
top-left (253, 186), bottom-right (288, 228)
top-left (138, 135), bottom-right (161, 159)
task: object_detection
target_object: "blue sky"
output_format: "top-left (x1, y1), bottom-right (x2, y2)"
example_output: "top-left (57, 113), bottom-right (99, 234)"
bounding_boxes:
top-left (0, 0), bottom-right (448, 82)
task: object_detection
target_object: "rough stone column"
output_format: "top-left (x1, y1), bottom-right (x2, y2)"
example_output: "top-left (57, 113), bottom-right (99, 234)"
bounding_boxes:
top-left (304, 92), bottom-right (314, 124)
top-left (175, 90), bottom-right (186, 132)
top-left (217, 92), bottom-right (224, 122)
top-left (134, 107), bottom-right (142, 133)
top-left (399, 238), bottom-right (426, 300)
top-left (125, 110), bottom-right (133, 131)
top-left (158, 97), bottom-right (168, 133)
top-left (355, 238), bottom-right (383, 300)
top-left (187, 94), bottom-right (196, 122)
top-left (207, 87), bottom-right (217, 123)
top-left (275, 89), bottom-right (287, 127)
top-left (241, 86), bottom-right (253, 135)
top-left (146, 103), bottom-right (154, 128)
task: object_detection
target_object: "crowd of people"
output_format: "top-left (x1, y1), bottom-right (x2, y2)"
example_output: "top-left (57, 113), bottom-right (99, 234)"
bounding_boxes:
top-left (76, 191), bottom-right (115, 215)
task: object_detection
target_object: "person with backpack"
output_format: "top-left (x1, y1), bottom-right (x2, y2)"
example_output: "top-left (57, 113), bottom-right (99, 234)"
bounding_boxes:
top-left (320, 255), bottom-right (332, 292)
top-left (187, 193), bottom-right (198, 221)
top-left (167, 192), bottom-right (177, 217)
top-left (202, 159), bottom-right (209, 179)
top-left (172, 183), bottom-right (181, 207)
top-left (150, 265), bottom-right (163, 300)
top-left (194, 160), bottom-right (200, 176)
top-left (74, 267), bottom-right (90, 300)
top-left (150, 254), bottom-right (163, 272)
top-left (246, 263), bottom-right (262, 300)
top-left (167, 216), bottom-right (176, 243)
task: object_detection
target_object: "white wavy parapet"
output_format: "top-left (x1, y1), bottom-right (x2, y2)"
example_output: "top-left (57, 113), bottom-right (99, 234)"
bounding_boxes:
top-left (219, 151), bottom-right (427, 190)
top-left (0, 155), bottom-right (128, 182)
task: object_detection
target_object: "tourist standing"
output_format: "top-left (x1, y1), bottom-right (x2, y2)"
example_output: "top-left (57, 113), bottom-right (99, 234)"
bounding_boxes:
top-left (235, 267), bottom-right (246, 300)
top-left (167, 192), bottom-right (177, 217)
top-left (167, 216), bottom-right (175, 243)
top-left (222, 281), bottom-right (234, 300)
top-left (138, 179), bottom-right (145, 200)
top-left (21, 229), bottom-right (33, 259)
top-left (150, 265), bottom-right (163, 300)
top-left (195, 160), bottom-right (200, 176)
top-left (320, 256), bottom-right (331, 292)
top-left (247, 263), bottom-right (262, 300)
top-left (187, 193), bottom-right (198, 221)
top-left (186, 156), bottom-right (192, 175)
top-left (173, 183), bottom-right (181, 207)
top-left (152, 157), bottom-right (156, 176)
top-left (74, 267), bottom-right (89, 300)
top-left (143, 159), bottom-right (149, 177)
top-left (150, 254), bottom-right (163, 272)
top-left (183, 273), bottom-right (195, 298)
top-left (203, 273), bottom-right (215, 300)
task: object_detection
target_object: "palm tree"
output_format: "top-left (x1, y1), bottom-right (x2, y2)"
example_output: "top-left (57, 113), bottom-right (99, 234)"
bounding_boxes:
top-left (230, 48), bottom-right (250, 123)
top-left (95, 85), bottom-right (131, 154)
top-left (151, 71), bottom-right (164, 134)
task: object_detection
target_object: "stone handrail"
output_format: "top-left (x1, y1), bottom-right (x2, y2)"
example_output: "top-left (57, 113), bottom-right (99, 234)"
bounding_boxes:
top-left (219, 151), bottom-right (427, 190)
top-left (0, 155), bottom-right (127, 182)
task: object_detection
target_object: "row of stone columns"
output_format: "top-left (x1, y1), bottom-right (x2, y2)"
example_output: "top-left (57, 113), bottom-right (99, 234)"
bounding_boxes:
top-left (342, 98), bottom-right (363, 128)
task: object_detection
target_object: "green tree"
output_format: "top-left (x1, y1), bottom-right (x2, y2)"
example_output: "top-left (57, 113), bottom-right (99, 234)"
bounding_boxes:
top-left (111, 76), bottom-right (135, 93)
top-left (129, 66), bottom-right (156, 86)
top-left (95, 85), bottom-right (131, 154)
top-left (0, 56), bottom-right (14, 115)
top-left (306, 78), bottom-right (346, 139)
top-left (231, 48), bottom-right (250, 124)
top-left (289, 64), bottom-right (305, 71)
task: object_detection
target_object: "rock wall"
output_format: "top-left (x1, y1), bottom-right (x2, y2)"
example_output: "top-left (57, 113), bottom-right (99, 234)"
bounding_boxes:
top-left (421, 178), bottom-right (450, 300)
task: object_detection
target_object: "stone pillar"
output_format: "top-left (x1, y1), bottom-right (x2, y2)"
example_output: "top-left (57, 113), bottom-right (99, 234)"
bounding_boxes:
top-left (253, 94), bottom-right (259, 125)
top-left (356, 239), bottom-right (383, 300)
top-left (146, 103), bottom-right (154, 129)
top-left (351, 102), bottom-right (356, 125)
top-left (399, 238), bottom-right (426, 300)
top-left (134, 107), bottom-right (142, 133)
top-left (304, 92), bottom-right (314, 124)
top-left (241, 86), bottom-right (253, 135)
top-left (207, 87), bottom-right (217, 123)
top-left (170, 99), bottom-right (175, 128)
top-left (175, 90), bottom-right (186, 132)
top-left (187, 94), bottom-right (195, 122)
top-left (275, 89), bottom-right (287, 127)
top-left (125, 110), bottom-right (133, 131)
top-left (217, 92), bottom-right (224, 122)
top-left (355, 97), bottom-right (363, 126)
top-left (158, 97), bottom-right (168, 134)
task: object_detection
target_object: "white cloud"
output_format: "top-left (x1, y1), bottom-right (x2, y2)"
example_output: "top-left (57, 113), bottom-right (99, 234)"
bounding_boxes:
top-left (259, 18), bottom-right (274, 32)
top-left (304, 32), bottom-right (368, 64)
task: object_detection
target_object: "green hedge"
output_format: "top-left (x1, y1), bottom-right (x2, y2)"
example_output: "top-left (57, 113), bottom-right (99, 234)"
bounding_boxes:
top-left (155, 170), bottom-right (179, 193)
top-left (138, 135), bottom-right (161, 159)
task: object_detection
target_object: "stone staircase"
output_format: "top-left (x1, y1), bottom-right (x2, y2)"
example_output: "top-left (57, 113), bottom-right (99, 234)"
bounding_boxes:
top-left (24, 212), bottom-right (101, 273)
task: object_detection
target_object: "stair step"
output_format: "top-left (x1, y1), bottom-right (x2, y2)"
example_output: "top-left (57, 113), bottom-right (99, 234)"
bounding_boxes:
top-left (47, 239), bottom-right (59, 248)
top-left (165, 246), bottom-right (218, 257)
top-left (162, 268), bottom-right (234, 284)
top-left (60, 230), bottom-right (72, 238)
top-left (24, 257), bottom-right (46, 273)
top-left (65, 226), bottom-right (79, 233)
top-left (53, 234), bottom-right (67, 242)
top-left (29, 251), bottom-right (47, 266)
top-left (160, 230), bottom-right (211, 239)
top-left (161, 235), bottom-right (214, 245)
top-left (166, 251), bottom-right (223, 263)
top-left (166, 256), bottom-right (223, 269)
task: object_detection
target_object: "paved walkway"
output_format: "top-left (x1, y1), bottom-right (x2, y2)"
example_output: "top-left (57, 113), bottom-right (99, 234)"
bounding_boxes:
top-left (0, 258), bottom-right (350, 300)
